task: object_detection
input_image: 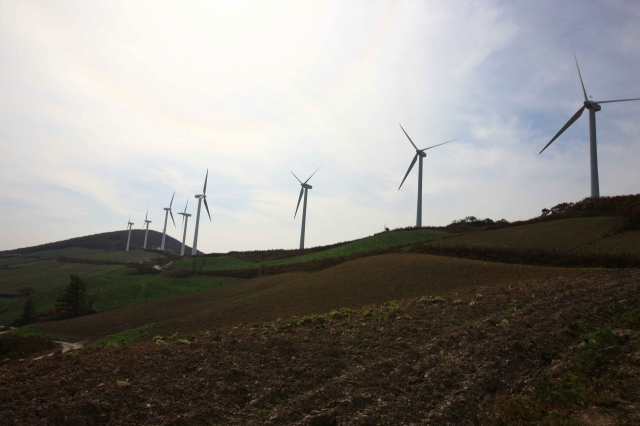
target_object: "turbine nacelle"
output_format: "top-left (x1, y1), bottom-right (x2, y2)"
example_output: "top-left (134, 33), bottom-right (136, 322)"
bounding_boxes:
top-left (584, 101), bottom-right (601, 111)
top-left (302, 183), bottom-right (312, 189)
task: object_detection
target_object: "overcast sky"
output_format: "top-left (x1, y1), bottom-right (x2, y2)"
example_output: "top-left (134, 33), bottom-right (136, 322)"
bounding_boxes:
top-left (1, 0), bottom-right (639, 253)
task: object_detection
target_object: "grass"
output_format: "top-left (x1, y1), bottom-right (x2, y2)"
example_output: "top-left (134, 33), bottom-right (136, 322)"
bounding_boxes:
top-left (172, 255), bottom-right (257, 271)
top-left (0, 256), bottom-right (39, 268)
top-left (72, 249), bottom-right (166, 263)
top-left (0, 259), bottom-right (242, 325)
top-left (171, 229), bottom-right (450, 271)
top-left (8, 324), bottom-right (65, 340)
top-left (28, 247), bottom-right (106, 258)
top-left (85, 323), bottom-right (156, 347)
top-left (581, 231), bottom-right (640, 255)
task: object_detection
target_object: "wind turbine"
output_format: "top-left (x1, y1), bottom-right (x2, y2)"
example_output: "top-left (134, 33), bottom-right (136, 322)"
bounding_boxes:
top-left (539, 55), bottom-right (640, 198)
top-left (292, 167), bottom-right (320, 250)
top-left (177, 198), bottom-right (191, 257)
top-left (125, 214), bottom-right (134, 252)
top-left (142, 207), bottom-right (152, 249)
top-left (192, 169), bottom-right (211, 256)
top-left (397, 124), bottom-right (457, 227)
top-left (160, 192), bottom-right (176, 251)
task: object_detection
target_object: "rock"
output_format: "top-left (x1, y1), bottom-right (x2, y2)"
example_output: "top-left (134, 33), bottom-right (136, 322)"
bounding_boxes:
top-left (501, 319), bottom-right (510, 327)
top-left (116, 380), bottom-right (131, 387)
top-left (354, 415), bottom-right (376, 426)
top-left (613, 329), bottom-right (640, 341)
top-left (99, 401), bottom-right (112, 411)
top-left (302, 410), bottom-right (335, 426)
top-left (599, 346), bottom-right (629, 357)
top-left (337, 399), bottom-right (354, 412)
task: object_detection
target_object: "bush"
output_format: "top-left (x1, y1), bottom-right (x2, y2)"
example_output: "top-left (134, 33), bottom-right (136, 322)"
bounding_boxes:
top-left (15, 298), bottom-right (37, 326)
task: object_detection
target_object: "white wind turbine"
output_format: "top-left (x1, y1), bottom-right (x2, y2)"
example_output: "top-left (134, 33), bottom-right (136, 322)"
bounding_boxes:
top-left (397, 124), bottom-right (457, 227)
top-left (292, 167), bottom-right (320, 250)
top-left (142, 207), bottom-right (152, 249)
top-left (125, 214), bottom-right (134, 252)
top-left (177, 198), bottom-right (191, 257)
top-left (539, 55), bottom-right (640, 198)
top-left (191, 169), bottom-right (211, 256)
top-left (160, 192), bottom-right (176, 251)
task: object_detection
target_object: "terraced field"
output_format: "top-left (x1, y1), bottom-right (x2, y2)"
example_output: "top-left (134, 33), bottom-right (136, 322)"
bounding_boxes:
top-left (427, 217), bottom-right (624, 251)
top-left (173, 229), bottom-right (450, 271)
top-left (33, 253), bottom-right (576, 339)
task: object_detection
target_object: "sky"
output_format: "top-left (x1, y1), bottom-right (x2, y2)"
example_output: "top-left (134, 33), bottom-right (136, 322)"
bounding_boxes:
top-left (1, 0), bottom-right (640, 253)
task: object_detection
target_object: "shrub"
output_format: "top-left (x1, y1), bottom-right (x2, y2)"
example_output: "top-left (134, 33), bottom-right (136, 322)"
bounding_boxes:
top-left (55, 273), bottom-right (88, 316)
top-left (18, 286), bottom-right (36, 296)
top-left (430, 295), bottom-right (444, 303)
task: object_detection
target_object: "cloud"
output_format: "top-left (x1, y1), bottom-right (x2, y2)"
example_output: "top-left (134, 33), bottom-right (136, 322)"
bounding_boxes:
top-left (1, 0), bottom-right (639, 252)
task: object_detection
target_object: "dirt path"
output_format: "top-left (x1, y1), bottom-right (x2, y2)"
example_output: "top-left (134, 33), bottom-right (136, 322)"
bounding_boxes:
top-left (31, 340), bottom-right (85, 361)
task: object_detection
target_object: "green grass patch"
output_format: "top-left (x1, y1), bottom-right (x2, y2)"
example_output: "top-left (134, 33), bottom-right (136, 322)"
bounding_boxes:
top-left (28, 247), bottom-right (106, 259)
top-left (73, 249), bottom-right (166, 263)
top-left (86, 324), bottom-right (156, 347)
top-left (8, 325), bottom-right (65, 341)
top-left (172, 255), bottom-right (257, 271)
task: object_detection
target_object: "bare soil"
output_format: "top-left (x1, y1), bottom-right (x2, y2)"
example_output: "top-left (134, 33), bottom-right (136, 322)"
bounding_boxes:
top-left (1, 269), bottom-right (638, 425)
top-left (33, 254), bottom-right (576, 339)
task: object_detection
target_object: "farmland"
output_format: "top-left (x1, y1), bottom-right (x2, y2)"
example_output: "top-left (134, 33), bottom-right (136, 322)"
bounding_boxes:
top-left (172, 228), bottom-right (450, 271)
top-left (427, 216), bottom-right (624, 251)
top-left (0, 259), bottom-right (241, 327)
top-left (581, 230), bottom-right (640, 255)
top-left (32, 253), bottom-right (576, 339)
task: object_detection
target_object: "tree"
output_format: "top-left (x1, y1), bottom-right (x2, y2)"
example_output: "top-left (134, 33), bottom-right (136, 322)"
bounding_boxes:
top-left (55, 273), bottom-right (87, 316)
top-left (17, 297), bottom-right (37, 325)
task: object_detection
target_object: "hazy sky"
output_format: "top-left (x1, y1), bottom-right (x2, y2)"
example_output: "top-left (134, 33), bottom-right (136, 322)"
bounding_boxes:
top-left (1, 0), bottom-right (639, 253)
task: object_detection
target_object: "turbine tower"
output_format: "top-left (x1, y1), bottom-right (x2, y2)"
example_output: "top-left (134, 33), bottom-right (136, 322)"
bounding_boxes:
top-left (540, 55), bottom-right (640, 198)
top-left (397, 124), bottom-right (457, 227)
top-left (160, 192), bottom-right (176, 251)
top-left (142, 208), bottom-right (152, 249)
top-left (292, 167), bottom-right (320, 250)
top-left (177, 199), bottom-right (191, 257)
top-left (125, 215), bottom-right (134, 252)
top-left (192, 169), bottom-right (211, 256)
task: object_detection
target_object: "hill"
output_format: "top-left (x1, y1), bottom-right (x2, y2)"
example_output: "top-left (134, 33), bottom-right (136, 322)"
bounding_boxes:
top-left (1, 229), bottom-right (196, 256)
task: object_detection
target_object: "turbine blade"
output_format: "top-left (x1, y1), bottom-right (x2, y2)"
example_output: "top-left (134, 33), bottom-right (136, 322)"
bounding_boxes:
top-left (170, 210), bottom-right (176, 227)
top-left (203, 169), bottom-right (208, 195)
top-left (203, 197), bottom-right (211, 221)
top-left (399, 124), bottom-right (418, 150)
top-left (304, 166), bottom-right (321, 184)
top-left (291, 171), bottom-right (302, 184)
top-left (145, 207), bottom-right (148, 222)
top-left (421, 139), bottom-right (458, 151)
top-left (398, 154), bottom-right (418, 190)
top-left (539, 106), bottom-right (586, 154)
top-left (169, 191), bottom-right (175, 208)
top-left (574, 54), bottom-right (588, 102)
top-left (184, 198), bottom-right (189, 213)
top-left (592, 98), bottom-right (640, 104)
top-left (294, 187), bottom-right (304, 218)
top-left (181, 214), bottom-right (185, 232)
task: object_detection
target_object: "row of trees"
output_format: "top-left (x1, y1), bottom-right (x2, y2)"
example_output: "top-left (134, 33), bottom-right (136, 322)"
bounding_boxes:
top-left (15, 273), bottom-right (95, 326)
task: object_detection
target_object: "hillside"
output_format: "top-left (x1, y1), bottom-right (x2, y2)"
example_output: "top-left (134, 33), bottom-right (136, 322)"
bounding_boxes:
top-left (2, 229), bottom-right (195, 256)
top-left (2, 270), bottom-right (638, 425)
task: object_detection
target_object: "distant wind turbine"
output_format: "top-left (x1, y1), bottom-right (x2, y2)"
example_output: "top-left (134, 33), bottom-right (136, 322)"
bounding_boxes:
top-left (125, 214), bottom-right (134, 252)
top-left (397, 124), bottom-right (457, 227)
top-left (539, 55), bottom-right (640, 198)
top-left (142, 207), bottom-right (152, 249)
top-left (160, 192), bottom-right (176, 251)
top-left (292, 167), bottom-right (320, 250)
top-left (177, 198), bottom-right (191, 257)
top-left (192, 170), bottom-right (211, 256)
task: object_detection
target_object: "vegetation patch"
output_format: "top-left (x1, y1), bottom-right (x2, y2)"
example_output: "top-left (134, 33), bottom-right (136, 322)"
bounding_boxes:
top-left (86, 324), bottom-right (157, 348)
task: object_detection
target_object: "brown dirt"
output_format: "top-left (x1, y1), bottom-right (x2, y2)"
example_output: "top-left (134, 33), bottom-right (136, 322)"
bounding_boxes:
top-left (33, 254), bottom-right (576, 339)
top-left (430, 216), bottom-right (623, 251)
top-left (1, 269), bottom-right (639, 425)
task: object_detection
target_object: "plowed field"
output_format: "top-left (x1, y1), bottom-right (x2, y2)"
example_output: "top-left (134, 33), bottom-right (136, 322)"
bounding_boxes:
top-left (34, 253), bottom-right (576, 339)
top-left (429, 216), bottom-right (623, 251)
top-left (2, 270), bottom-right (639, 425)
